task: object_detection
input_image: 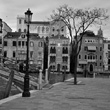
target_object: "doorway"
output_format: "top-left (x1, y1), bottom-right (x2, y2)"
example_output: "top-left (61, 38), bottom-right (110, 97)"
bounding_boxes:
top-left (89, 64), bottom-right (93, 72)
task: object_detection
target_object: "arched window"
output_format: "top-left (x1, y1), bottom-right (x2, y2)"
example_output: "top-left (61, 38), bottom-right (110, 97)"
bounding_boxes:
top-left (62, 47), bottom-right (68, 54)
top-left (46, 27), bottom-right (49, 32)
top-left (42, 26), bottom-right (45, 33)
top-left (38, 42), bottom-right (43, 47)
top-left (18, 29), bottom-right (21, 32)
top-left (38, 26), bottom-right (40, 32)
top-left (13, 51), bottom-right (16, 57)
top-left (50, 47), bottom-right (56, 53)
top-left (30, 41), bottom-right (34, 47)
top-left (24, 29), bottom-right (26, 33)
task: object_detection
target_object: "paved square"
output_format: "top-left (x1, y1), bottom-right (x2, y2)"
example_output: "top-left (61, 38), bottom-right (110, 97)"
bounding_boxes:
top-left (0, 78), bottom-right (110, 110)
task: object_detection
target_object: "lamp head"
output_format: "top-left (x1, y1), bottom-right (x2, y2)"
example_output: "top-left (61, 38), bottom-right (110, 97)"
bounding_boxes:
top-left (25, 8), bottom-right (33, 24)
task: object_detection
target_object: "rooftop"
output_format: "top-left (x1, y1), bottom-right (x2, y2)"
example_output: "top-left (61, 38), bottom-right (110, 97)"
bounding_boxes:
top-left (4, 32), bottom-right (42, 39)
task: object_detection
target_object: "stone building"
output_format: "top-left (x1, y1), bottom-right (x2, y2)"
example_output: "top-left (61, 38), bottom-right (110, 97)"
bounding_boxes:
top-left (17, 16), bottom-right (50, 38)
top-left (103, 40), bottom-right (110, 71)
top-left (3, 32), bottom-right (44, 69)
top-left (0, 20), bottom-right (12, 65)
top-left (48, 20), bottom-right (70, 72)
top-left (78, 29), bottom-right (104, 75)
top-left (48, 35), bottom-right (70, 72)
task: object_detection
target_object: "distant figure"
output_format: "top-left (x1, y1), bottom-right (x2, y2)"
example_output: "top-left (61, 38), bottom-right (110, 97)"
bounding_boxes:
top-left (84, 69), bottom-right (88, 77)
top-left (57, 64), bottom-right (60, 74)
top-left (19, 62), bottom-right (24, 72)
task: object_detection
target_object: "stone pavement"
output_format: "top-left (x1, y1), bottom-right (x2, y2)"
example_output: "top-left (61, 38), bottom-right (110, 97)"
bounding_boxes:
top-left (0, 78), bottom-right (110, 110)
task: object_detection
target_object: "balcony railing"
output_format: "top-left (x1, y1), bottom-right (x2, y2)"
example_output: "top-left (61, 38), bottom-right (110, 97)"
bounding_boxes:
top-left (87, 59), bottom-right (96, 62)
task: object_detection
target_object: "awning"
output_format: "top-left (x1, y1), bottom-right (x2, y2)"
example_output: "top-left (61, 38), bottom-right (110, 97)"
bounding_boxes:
top-left (79, 61), bottom-right (87, 64)
top-left (88, 46), bottom-right (96, 51)
top-left (77, 67), bottom-right (83, 72)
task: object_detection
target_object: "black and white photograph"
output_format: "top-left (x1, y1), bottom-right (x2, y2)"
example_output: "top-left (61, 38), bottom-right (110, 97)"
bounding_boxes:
top-left (0, 0), bottom-right (110, 109)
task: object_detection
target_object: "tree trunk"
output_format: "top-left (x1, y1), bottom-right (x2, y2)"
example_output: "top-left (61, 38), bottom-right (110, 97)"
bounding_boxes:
top-left (73, 55), bottom-right (78, 84)
top-left (70, 43), bottom-right (78, 85)
top-left (73, 45), bottom-right (78, 85)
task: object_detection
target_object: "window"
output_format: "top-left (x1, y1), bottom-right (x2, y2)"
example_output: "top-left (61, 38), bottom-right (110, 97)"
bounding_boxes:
top-left (18, 29), bottom-right (21, 32)
top-left (100, 55), bottom-right (102, 60)
top-left (42, 26), bottom-right (45, 33)
top-left (4, 51), bottom-right (7, 57)
top-left (13, 41), bottom-right (16, 46)
top-left (108, 66), bottom-right (110, 70)
top-left (108, 59), bottom-right (110, 64)
top-left (50, 56), bottom-right (56, 63)
top-left (52, 34), bottom-right (54, 37)
top-left (24, 29), bottom-right (26, 33)
top-left (100, 63), bottom-right (102, 66)
top-left (61, 28), bottom-right (64, 32)
top-left (79, 55), bottom-right (81, 59)
top-left (52, 27), bottom-right (55, 31)
top-left (4, 41), bottom-right (7, 46)
top-left (0, 49), bottom-right (2, 54)
top-left (13, 51), bottom-right (16, 57)
top-left (84, 46), bottom-right (87, 51)
top-left (46, 27), bottom-right (49, 32)
top-left (62, 65), bottom-right (67, 70)
top-left (18, 41), bottom-right (21, 47)
top-left (50, 65), bottom-right (56, 70)
top-left (22, 41), bottom-right (25, 47)
top-left (100, 47), bottom-right (102, 51)
top-left (19, 19), bottom-right (21, 24)
top-left (93, 56), bottom-right (95, 59)
top-left (0, 38), bottom-right (2, 44)
top-left (30, 51), bottom-right (33, 58)
top-left (108, 51), bottom-right (110, 58)
top-left (38, 42), bottom-right (43, 47)
top-left (38, 26), bottom-right (40, 32)
top-left (88, 55), bottom-right (96, 60)
top-left (62, 56), bottom-right (68, 63)
top-left (30, 41), bottom-right (34, 47)
top-left (50, 47), bottom-right (56, 54)
top-left (108, 44), bottom-right (110, 50)
top-left (62, 47), bottom-right (68, 54)
top-left (85, 55), bottom-right (87, 59)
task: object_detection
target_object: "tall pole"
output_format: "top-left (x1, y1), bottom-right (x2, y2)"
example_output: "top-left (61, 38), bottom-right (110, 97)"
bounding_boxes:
top-left (22, 24), bottom-right (30, 97)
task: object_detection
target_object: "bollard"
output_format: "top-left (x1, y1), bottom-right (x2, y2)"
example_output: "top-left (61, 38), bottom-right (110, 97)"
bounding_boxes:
top-left (93, 72), bottom-right (96, 78)
top-left (38, 69), bottom-right (42, 90)
top-left (45, 69), bottom-right (49, 84)
top-left (4, 70), bottom-right (14, 98)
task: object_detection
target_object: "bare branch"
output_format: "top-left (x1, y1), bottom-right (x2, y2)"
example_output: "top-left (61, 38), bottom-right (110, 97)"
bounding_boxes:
top-left (49, 5), bottom-right (109, 56)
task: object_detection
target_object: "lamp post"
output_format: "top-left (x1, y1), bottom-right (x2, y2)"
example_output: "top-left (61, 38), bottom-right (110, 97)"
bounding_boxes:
top-left (22, 8), bottom-right (33, 97)
top-left (0, 18), bottom-right (2, 33)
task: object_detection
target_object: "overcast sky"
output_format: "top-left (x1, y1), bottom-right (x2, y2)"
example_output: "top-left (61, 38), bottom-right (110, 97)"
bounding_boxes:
top-left (0, 0), bottom-right (110, 38)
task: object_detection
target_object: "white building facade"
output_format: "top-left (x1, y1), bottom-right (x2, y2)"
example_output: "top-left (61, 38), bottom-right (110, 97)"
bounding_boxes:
top-left (103, 40), bottom-right (110, 71)
top-left (17, 16), bottom-right (50, 38)
top-left (0, 20), bottom-right (12, 65)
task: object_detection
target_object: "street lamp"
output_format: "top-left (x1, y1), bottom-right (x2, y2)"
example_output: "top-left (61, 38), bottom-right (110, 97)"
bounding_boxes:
top-left (0, 18), bottom-right (2, 33)
top-left (22, 8), bottom-right (33, 97)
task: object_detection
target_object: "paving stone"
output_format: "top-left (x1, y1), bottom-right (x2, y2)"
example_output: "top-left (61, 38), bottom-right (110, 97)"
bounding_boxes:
top-left (0, 78), bottom-right (110, 110)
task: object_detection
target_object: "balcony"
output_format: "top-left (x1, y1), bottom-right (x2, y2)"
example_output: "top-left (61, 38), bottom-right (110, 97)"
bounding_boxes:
top-left (87, 59), bottom-right (96, 62)
top-left (87, 46), bottom-right (96, 52)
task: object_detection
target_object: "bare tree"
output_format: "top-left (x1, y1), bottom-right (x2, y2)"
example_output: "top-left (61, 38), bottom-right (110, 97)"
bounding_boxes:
top-left (50, 5), bottom-right (109, 84)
